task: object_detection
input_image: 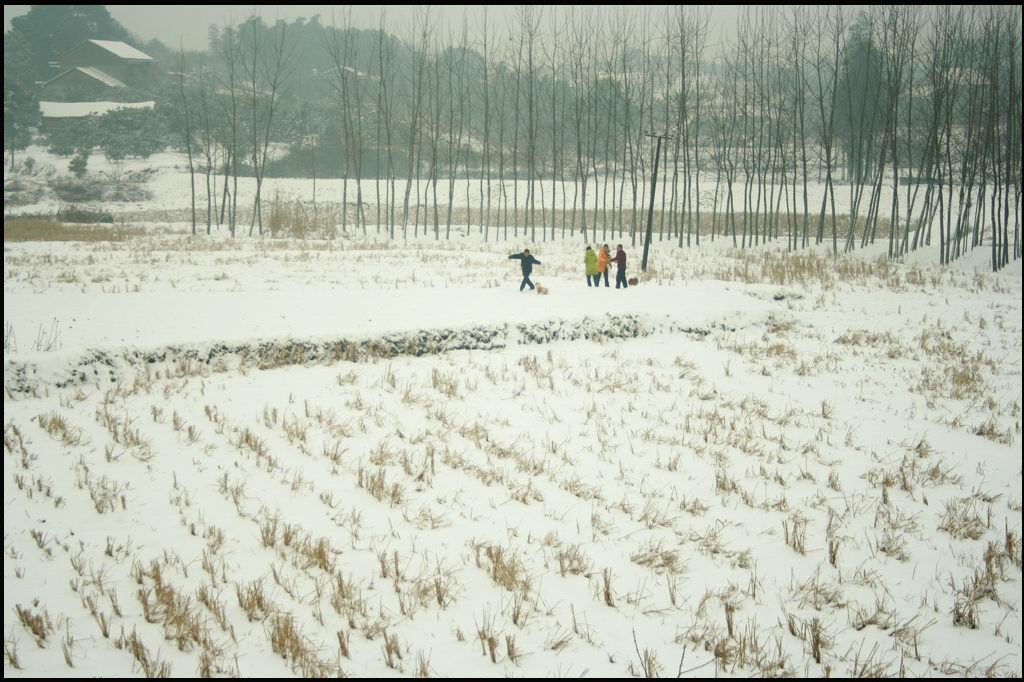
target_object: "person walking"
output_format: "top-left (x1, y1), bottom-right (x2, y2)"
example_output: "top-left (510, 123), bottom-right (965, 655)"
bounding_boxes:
top-left (612, 244), bottom-right (628, 289)
top-left (597, 244), bottom-right (611, 287)
top-left (584, 246), bottom-right (598, 286)
top-left (508, 249), bottom-right (542, 291)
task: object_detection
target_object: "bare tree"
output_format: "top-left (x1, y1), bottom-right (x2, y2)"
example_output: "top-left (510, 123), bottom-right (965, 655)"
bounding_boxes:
top-left (376, 10), bottom-right (397, 239)
top-left (177, 45), bottom-right (196, 236)
top-left (325, 8), bottom-right (369, 236)
top-left (567, 8), bottom-right (594, 242)
top-left (478, 8), bottom-right (493, 240)
top-left (444, 18), bottom-right (469, 240)
top-left (400, 9), bottom-right (431, 241)
top-left (195, 54), bottom-right (216, 235)
top-left (215, 24), bottom-right (241, 237)
top-left (240, 15), bottom-right (293, 237)
top-left (811, 6), bottom-right (844, 254)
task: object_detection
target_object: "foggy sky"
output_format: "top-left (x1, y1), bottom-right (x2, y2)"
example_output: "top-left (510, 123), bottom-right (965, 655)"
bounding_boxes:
top-left (4, 5), bottom-right (748, 51)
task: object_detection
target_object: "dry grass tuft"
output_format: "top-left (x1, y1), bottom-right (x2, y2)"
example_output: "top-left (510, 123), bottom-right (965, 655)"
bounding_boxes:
top-left (4, 218), bottom-right (147, 242)
top-left (15, 604), bottom-right (54, 647)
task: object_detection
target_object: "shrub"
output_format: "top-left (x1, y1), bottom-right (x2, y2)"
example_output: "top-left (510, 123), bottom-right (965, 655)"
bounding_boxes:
top-left (69, 149), bottom-right (89, 178)
top-left (98, 108), bottom-right (167, 160)
top-left (44, 117), bottom-right (99, 158)
top-left (57, 205), bottom-right (115, 224)
top-left (47, 174), bottom-right (150, 204)
top-left (48, 175), bottom-right (106, 202)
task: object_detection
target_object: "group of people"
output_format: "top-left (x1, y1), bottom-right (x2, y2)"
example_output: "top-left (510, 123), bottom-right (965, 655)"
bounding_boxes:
top-left (584, 244), bottom-right (629, 289)
top-left (507, 244), bottom-right (630, 292)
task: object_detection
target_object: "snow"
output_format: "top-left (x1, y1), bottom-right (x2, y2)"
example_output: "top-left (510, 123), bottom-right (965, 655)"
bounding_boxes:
top-left (72, 67), bottom-right (127, 89)
top-left (39, 100), bottom-right (155, 119)
top-left (86, 39), bottom-right (155, 62)
top-left (3, 313), bottom-right (715, 398)
top-left (41, 67), bottom-right (127, 89)
top-left (3, 147), bottom-right (1022, 678)
top-left (2, 274), bottom-right (749, 360)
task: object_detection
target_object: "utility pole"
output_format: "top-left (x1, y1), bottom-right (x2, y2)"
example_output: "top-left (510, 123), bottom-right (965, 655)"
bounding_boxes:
top-left (641, 131), bottom-right (674, 272)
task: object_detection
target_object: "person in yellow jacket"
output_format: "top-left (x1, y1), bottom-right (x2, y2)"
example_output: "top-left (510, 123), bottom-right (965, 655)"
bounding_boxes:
top-left (584, 246), bottom-right (598, 286)
top-left (596, 244), bottom-right (611, 287)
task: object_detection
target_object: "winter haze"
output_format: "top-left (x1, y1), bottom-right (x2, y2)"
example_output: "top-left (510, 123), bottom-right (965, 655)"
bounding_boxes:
top-left (3, 4), bottom-right (1022, 680)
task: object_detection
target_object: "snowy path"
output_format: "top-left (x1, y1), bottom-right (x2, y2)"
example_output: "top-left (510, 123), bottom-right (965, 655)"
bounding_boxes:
top-left (5, 279), bottom-right (765, 360)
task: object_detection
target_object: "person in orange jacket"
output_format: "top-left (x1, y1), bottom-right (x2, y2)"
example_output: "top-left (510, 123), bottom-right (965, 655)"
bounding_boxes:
top-left (596, 244), bottom-right (611, 287)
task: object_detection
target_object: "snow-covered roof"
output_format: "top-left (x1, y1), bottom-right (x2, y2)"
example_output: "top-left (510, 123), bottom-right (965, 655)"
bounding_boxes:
top-left (40, 100), bottom-right (155, 119)
top-left (86, 40), bottom-right (154, 62)
top-left (77, 66), bottom-right (127, 88)
top-left (43, 66), bottom-right (127, 89)
top-left (319, 65), bottom-right (375, 80)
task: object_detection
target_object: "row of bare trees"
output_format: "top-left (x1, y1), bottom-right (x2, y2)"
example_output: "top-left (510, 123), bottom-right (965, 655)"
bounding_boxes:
top-left (176, 18), bottom-right (292, 238)
top-left (175, 6), bottom-right (1021, 269)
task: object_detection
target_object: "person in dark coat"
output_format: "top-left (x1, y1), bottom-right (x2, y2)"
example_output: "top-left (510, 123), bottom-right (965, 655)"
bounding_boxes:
top-left (612, 244), bottom-right (628, 289)
top-left (508, 249), bottom-right (542, 291)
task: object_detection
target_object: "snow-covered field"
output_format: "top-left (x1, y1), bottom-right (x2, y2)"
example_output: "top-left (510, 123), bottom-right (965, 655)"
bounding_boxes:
top-left (4, 150), bottom-right (1023, 678)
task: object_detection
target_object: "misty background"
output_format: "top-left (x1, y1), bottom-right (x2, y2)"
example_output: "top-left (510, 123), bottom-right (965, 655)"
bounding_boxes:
top-left (4, 5), bottom-right (749, 50)
top-left (3, 5), bottom-right (1020, 268)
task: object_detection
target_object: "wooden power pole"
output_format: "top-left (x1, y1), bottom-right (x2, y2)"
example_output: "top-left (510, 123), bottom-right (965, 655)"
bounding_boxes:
top-left (641, 131), bottom-right (674, 272)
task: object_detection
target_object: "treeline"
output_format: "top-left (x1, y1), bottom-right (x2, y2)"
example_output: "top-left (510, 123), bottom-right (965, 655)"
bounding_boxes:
top-left (12, 6), bottom-right (1018, 269)
top-left (173, 6), bottom-right (1019, 269)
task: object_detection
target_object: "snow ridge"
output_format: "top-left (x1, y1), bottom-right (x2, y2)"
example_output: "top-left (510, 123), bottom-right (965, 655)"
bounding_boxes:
top-left (4, 314), bottom-right (710, 398)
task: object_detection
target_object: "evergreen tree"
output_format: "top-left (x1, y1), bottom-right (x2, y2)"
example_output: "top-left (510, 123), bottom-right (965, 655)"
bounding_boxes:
top-left (4, 32), bottom-right (39, 168)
